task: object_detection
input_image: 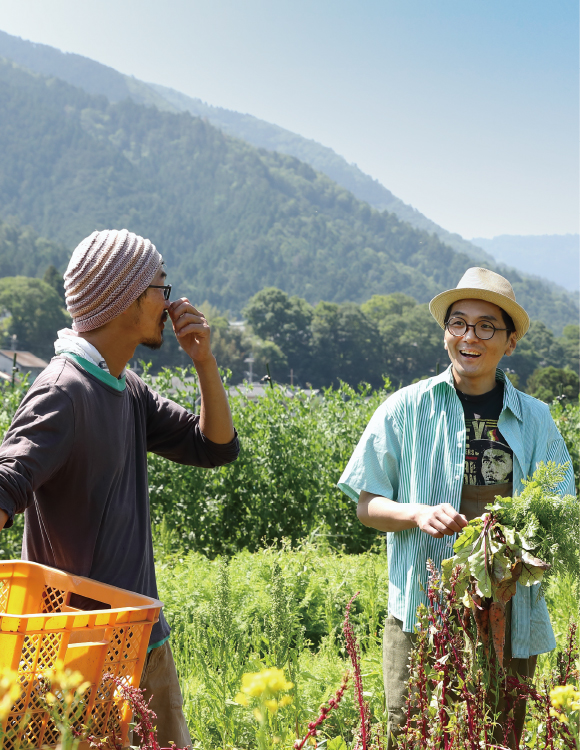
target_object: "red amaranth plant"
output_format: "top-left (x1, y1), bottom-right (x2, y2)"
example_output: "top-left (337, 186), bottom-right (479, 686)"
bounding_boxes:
top-left (343, 592), bottom-right (371, 750)
top-left (398, 561), bottom-right (579, 750)
top-left (293, 671), bottom-right (351, 750)
top-left (98, 672), bottom-right (162, 750)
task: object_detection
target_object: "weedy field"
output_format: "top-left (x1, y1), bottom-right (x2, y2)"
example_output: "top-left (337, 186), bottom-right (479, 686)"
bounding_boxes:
top-left (155, 542), bottom-right (578, 749)
top-left (0, 369), bottom-right (578, 748)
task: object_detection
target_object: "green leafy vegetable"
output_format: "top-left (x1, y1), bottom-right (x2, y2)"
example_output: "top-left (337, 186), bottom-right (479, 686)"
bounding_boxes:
top-left (441, 462), bottom-right (577, 665)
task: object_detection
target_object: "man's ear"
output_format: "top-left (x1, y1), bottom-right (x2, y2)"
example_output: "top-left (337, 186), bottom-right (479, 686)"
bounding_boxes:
top-left (504, 333), bottom-right (517, 357)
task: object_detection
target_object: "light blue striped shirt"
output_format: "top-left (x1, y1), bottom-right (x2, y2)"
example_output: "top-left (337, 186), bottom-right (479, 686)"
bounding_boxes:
top-left (338, 365), bottom-right (575, 658)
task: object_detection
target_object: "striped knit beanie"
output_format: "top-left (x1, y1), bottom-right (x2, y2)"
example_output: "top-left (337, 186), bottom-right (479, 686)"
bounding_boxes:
top-left (64, 229), bottom-right (162, 332)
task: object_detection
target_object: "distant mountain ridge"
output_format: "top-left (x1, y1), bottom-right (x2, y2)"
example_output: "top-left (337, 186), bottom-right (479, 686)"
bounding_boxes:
top-left (472, 235), bottom-right (580, 293)
top-left (0, 28), bottom-right (492, 264)
top-left (0, 57), bottom-right (576, 335)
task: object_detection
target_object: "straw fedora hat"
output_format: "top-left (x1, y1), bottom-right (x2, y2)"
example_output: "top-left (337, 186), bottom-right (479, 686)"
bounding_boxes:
top-left (429, 267), bottom-right (530, 341)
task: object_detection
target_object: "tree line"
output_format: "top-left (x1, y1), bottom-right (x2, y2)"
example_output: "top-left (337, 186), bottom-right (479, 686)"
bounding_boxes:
top-left (137, 286), bottom-right (579, 401)
top-left (0, 273), bottom-right (576, 403)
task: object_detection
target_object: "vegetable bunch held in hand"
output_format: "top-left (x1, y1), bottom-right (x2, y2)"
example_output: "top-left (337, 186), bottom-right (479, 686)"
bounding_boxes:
top-left (441, 462), bottom-right (578, 666)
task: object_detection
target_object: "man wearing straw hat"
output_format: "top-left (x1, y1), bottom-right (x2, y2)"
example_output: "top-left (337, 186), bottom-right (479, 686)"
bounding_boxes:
top-left (338, 267), bottom-right (575, 748)
top-left (0, 229), bottom-right (240, 748)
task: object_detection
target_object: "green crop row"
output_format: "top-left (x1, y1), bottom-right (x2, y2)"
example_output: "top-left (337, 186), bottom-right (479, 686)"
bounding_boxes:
top-left (0, 370), bottom-right (578, 561)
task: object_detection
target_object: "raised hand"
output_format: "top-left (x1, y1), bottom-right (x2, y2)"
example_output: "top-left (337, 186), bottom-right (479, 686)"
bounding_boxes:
top-left (168, 298), bottom-right (213, 364)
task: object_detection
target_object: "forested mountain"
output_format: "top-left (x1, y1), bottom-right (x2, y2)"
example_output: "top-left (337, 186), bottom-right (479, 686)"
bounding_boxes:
top-left (0, 28), bottom-right (491, 261)
top-left (472, 234), bottom-right (579, 293)
top-left (0, 221), bottom-right (69, 279)
top-left (0, 58), bottom-right (577, 334)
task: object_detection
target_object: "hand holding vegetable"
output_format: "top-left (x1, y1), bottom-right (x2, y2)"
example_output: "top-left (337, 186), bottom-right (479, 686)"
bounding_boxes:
top-left (441, 462), bottom-right (578, 666)
top-left (414, 503), bottom-right (468, 538)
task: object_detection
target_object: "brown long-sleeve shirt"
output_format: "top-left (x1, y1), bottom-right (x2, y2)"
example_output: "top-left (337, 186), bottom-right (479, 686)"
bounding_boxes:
top-left (0, 356), bottom-right (239, 643)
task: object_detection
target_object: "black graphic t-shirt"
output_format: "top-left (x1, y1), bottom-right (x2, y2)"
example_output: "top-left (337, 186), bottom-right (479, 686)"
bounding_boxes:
top-left (456, 381), bottom-right (514, 486)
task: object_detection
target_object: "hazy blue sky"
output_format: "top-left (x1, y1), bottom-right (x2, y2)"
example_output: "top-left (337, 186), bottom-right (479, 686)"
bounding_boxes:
top-left (0, 0), bottom-right (577, 239)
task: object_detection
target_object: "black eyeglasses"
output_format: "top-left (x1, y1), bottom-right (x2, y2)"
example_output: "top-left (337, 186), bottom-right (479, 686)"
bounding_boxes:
top-left (445, 316), bottom-right (510, 341)
top-left (148, 284), bottom-right (172, 300)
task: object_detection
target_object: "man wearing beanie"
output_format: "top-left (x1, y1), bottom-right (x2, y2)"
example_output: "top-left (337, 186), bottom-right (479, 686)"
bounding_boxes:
top-left (338, 268), bottom-right (575, 749)
top-left (0, 229), bottom-right (240, 748)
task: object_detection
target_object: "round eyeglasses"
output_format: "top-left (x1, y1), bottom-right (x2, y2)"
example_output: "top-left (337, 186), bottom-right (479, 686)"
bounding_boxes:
top-left (148, 284), bottom-right (172, 300)
top-left (445, 317), bottom-right (510, 341)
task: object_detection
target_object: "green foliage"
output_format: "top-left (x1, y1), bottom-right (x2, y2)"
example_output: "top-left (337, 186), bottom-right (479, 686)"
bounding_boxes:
top-left (526, 366), bottom-right (579, 403)
top-left (0, 276), bottom-right (68, 359)
top-left (0, 28), bottom-right (551, 269)
top-left (0, 59), bottom-right (577, 334)
top-left (157, 542), bottom-right (577, 749)
top-left (560, 324), bottom-right (580, 368)
top-left (42, 264), bottom-right (66, 304)
top-left (0, 219), bottom-right (69, 280)
top-left (0, 377), bottom-right (30, 559)
top-left (400, 568), bottom-right (580, 749)
top-left (243, 288), bottom-right (445, 388)
top-left (185, 558), bottom-right (252, 747)
top-left (506, 320), bottom-right (579, 386)
top-left (0, 370), bottom-right (578, 565)
top-left (145, 367), bottom-right (388, 556)
top-left (551, 401), bottom-right (580, 488)
top-left (244, 288), bottom-right (314, 383)
top-left (309, 301), bottom-right (384, 389)
top-left (239, 287), bottom-right (577, 389)
top-left (489, 462), bottom-right (579, 593)
top-left (157, 543), bottom-right (388, 748)
top-left (443, 462), bottom-right (578, 613)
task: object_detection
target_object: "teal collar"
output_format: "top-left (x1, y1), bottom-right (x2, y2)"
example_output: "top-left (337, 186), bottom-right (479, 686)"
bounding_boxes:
top-left (63, 353), bottom-right (126, 392)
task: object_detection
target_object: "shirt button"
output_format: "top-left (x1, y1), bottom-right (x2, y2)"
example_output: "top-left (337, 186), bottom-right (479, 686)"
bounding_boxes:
top-left (455, 475), bottom-right (460, 480)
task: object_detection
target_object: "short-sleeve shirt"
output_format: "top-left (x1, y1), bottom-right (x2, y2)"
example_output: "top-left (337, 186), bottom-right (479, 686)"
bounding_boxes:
top-left (337, 365), bottom-right (575, 658)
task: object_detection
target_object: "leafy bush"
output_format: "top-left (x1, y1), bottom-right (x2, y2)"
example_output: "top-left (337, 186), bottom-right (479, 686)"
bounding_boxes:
top-left (552, 401), bottom-right (580, 489)
top-left (527, 366), bottom-right (579, 403)
top-left (0, 369), bottom-right (578, 562)
top-left (0, 378), bottom-right (30, 560)
top-left (144, 367), bottom-right (390, 557)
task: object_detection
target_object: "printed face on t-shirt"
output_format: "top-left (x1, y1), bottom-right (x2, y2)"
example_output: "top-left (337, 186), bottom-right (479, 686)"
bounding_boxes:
top-left (480, 447), bottom-right (513, 485)
top-left (457, 380), bottom-right (514, 486)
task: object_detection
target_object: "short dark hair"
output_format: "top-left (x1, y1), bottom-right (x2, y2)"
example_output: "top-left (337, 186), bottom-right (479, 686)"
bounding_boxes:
top-left (444, 304), bottom-right (515, 337)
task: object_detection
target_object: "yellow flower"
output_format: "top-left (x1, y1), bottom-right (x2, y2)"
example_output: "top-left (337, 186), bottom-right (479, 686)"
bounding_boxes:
top-left (279, 695), bottom-right (293, 707)
top-left (234, 692), bottom-right (249, 706)
top-left (239, 668), bottom-right (293, 698)
top-left (0, 670), bottom-right (22, 721)
top-left (264, 699), bottom-right (278, 713)
top-left (550, 685), bottom-right (580, 711)
top-left (44, 664), bottom-right (91, 696)
top-left (549, 685), bottom-right (580, 725)
top-left (550, 707), bottom-right (569, 724)
top-left (0, 665), bottom-right (91, 723)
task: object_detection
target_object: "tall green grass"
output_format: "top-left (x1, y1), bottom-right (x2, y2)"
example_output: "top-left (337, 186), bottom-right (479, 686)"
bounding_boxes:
top-left (156, 541), bottom-right (388, 748)
top-left (155, 541), bottom-right (577, 748)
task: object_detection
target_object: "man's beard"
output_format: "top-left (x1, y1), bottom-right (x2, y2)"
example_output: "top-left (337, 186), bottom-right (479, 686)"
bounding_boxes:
top-left (141, 332), bottom-right (164, 351)
top-left (141, 311), bottom-right (168, 350)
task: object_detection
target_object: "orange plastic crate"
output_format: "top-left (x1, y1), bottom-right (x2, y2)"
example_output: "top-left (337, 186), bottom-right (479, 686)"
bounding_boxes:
top-left (0, 560), bottom-right (162, 750)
